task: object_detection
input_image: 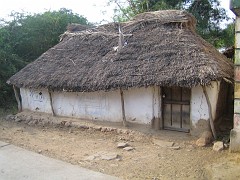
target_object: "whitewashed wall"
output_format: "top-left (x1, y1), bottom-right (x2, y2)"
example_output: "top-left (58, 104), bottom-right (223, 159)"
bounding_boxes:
top-left (190, 81), bottom-right (220, 127)
top-left (52, 90), bottom-right (122, 122)
top-left (20, 88), bottom-right (52, 113)
top-left (20, 82), bottom-right (220, 129)
top-left (20, 87), bottom-right (158, 124)
top-left (123, 86), bottom-right (159, 124)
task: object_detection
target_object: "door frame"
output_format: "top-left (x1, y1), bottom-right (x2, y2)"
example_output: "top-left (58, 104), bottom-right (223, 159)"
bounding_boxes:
top-left (161, 86), bottom-right (191, 133)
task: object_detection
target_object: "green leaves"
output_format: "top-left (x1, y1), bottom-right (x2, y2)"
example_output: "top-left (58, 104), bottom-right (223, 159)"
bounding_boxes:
top-left (0, 8), bottom-right (89, 108)
top-left (7, 8), bottom-right (89, 62)
top-left (110, 0), bottom-right (232, 48)
top-left (188, 0), bottom-right (229, 46)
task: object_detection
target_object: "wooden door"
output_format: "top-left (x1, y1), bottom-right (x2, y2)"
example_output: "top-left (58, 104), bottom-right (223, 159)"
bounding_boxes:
top-left (162, 87), bottom-right (190, 132)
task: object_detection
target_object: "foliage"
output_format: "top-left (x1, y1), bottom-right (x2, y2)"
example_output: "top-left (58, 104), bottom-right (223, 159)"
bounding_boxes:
top-left (187, 0), bottom-right (229, 47)
top-left (220, 23), bottom-right (235, 48)
top-left (0, 8), bottom-right (89, 109)
top-left (201, 22), bottom-right (235, 48)
top-left (0, 26), bottom-right (26, 108)
top-left (109, 0), bottom-right (232, 48)
top-left (4, 8), bottom-right (89, 62)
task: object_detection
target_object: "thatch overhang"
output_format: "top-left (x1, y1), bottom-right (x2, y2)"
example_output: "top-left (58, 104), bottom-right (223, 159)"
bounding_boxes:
top-left (7, 10), bottom-right (233, 92)
top-left (222, 46), bottom-right (234, 59)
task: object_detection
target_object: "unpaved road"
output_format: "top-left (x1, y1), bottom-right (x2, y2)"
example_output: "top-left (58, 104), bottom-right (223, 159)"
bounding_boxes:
top-left (0, 115), bottom-right (240, 180)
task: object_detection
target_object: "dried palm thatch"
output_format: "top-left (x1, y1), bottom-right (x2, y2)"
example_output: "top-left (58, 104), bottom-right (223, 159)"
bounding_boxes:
top-left (7, 10), bottom-right (233, 92)
top-left (223, 46), bottom-right (234, 59)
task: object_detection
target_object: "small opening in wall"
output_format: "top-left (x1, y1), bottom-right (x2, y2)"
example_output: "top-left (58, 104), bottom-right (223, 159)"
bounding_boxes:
top-left (39, 92), bottom-right (42, 95)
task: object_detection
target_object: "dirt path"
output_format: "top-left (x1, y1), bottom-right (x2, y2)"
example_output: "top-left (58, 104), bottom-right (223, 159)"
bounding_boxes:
top-left (0, 114), bottom-right (239, 180)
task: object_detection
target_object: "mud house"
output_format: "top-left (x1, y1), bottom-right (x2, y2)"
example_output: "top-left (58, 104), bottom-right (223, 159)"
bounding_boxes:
top-left (7, 10), bottom-right (233, 136)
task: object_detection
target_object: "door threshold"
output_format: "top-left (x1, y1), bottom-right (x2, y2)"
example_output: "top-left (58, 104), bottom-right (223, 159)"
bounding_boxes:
top-left (163, 127), bottom-right (190, 133)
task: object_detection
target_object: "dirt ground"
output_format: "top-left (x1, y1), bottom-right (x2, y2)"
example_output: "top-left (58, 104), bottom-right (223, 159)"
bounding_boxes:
top-left (1, 112), bottom-right (240, 180)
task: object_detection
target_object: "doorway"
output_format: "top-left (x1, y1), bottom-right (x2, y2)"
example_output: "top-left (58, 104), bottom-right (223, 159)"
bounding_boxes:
top-left (162, 87), bottom-right (191, 132)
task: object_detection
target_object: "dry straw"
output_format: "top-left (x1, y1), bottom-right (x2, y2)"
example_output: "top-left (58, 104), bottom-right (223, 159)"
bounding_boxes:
top-left (7, 10), bottom-right (233, 92)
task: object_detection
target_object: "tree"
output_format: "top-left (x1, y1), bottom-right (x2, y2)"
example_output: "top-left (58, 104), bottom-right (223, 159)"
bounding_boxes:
top-left (216, 22), bottom-right (235, 48)
top-left (0, 24), bottom-right (26, 108)
top-left (5, 8), bottom-right (89, 62)
top-left (0, 9), bottom-right (89, 108)
top-left (109, 0), bottom-right (231, 48)
top-left (188, 0), bottom-right (229, 47)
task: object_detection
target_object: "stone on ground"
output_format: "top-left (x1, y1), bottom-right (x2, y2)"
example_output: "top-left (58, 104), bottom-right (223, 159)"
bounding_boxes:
top-left (84, 152), bottom-right (119, 161)
top-left (15, 118), bottom-right (22, 122)
top-left (84, 155), bottom-right (96, 161)
top-left (213, 141), bottom-right (224, 152)
top-left (168, 146), bottom-right (180, 150)
top-left (25, 116), bottom-right (32, 122)
top-left (196, 131), bottom-right (213, 147)
top-left (117, 142), bottom-right (128, 148)
top-left (152, 139), bottom-right (174, 148)
top-left (5, 114), bottom-right (15, 121)
top-left (100, 153), bottom-right (119, 160)
top-left (123, 147), bottom-right (134, 151)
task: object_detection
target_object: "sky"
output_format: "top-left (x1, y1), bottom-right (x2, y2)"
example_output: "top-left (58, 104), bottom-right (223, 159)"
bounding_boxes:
top-left (0, 0), bottom-right (236, 25)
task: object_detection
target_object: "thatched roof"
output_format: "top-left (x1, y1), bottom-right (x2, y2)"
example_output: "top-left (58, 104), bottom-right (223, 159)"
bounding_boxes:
top-left (7, 10), bottom-right (233, 92)
top-left (223, 46), bottom-right (234, 59)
